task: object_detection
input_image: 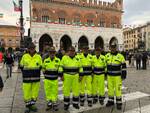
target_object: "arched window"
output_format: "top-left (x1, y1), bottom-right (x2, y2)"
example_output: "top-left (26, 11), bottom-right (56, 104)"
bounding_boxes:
top-left (42, 15), bottom-right (49, 23)
top-left (87, 20), bottom-right (93, 26)
top-left (72, 13), bottom-right (81, 25)
top-left (57, 10), bottom-right (67, 24)
top-left (78, 36), bottom-right (89, 50)
top-left (85, 13), bottom-right (95, 26)
top-left (39, 34), bottom-right (53, 52)
top-left (74, 18), bottom-right (80, 25)
top-left (111, 16), bottom-right (118, 28)
top-left (40, 8), bottom-right (53, 23)
top-left (99, 17), bottom-right (105, 27)
top-left (60, 35), bottom-right (72, 51)
top-left (95, 36), bottom-right (104, 49)
top-left (59, 18), bottom-right (65, 24)
top-left (109, 37), bottom-right (118, 46)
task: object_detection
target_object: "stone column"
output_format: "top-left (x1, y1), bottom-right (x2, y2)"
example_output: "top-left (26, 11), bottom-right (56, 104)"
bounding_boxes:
top-left (104, 43), bottom-right (109, 51)
top-left (90, 43), bottom-right (94, 50)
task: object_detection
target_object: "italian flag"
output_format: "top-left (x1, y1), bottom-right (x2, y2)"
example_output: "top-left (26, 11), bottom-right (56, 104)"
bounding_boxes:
top-left (13, 0), bottom-right (21, 12)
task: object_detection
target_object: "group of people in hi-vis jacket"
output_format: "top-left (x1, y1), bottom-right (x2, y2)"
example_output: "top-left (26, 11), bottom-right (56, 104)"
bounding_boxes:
top-left (20, 42), bottom-right (127, 113)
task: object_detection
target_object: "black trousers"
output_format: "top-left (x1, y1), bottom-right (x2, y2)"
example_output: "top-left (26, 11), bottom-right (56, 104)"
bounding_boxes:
top-left (136, 60), bottom-right (141, 70)
top-left (142, 59), bottom-right (147, 70)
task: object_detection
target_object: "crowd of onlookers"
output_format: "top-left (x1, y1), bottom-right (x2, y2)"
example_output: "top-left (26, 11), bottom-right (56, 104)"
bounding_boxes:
top-left (126, 51), bottom-right (150, 70)
top-left (0, 48), bottom-right (149, 78)
top-left (0, 47), bottom-right (150, 93)
top-left (1, 48), bottom-right (150, 69)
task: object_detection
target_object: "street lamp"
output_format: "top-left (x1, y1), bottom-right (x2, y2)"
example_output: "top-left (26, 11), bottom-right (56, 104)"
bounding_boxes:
top-left (19, 0), bottom-right (24, 48)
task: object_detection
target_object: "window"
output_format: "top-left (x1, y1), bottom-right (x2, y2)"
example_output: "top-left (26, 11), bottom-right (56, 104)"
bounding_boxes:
top-left (99, 18), bottom-right (105, 27)
top-left (11, 39), bottom-right (15, 44)
top-left (59, 18), bottom-right (65, 24)
top-left (134, 35), bottom-right (136, 38)
top-left (42, 16), bottom-right (49, 23)
top-left (87, 19), bottom-right (93, 26)
top-left (138, 29), bottom-right (140, 32)
top-left (8, 39), bottom-right (12, 45)
top-left (111, 23), bottom-right (117, 28)
top-left (100, 21), bottom-right (105, 27)
top-left (16, 40), bottom-right (19, 44)
top-left (73, 18), bottom-right (80, 25)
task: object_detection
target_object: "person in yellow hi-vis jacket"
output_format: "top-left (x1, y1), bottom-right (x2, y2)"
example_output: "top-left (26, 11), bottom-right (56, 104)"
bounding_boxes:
top-left (42, 46), bottom-right (60, 111)
top-left (105, 43), bottom-right (127, 110)
top-left (59, 46), bottom-right (83, 110)
top-left (92, 47), bottom-right (106, 105)
top-left (20, 42), bottom-right (42, 113)
top-left (78, 46), bottom-right (93, 107)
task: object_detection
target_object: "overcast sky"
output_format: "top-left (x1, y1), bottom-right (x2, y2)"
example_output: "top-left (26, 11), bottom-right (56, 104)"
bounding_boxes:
top-left (0, 0), bottom-right (150, 34)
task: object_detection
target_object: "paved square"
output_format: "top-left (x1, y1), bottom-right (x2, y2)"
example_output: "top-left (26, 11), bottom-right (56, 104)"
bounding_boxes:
top-left (1, 66), bottom-right (150, 113)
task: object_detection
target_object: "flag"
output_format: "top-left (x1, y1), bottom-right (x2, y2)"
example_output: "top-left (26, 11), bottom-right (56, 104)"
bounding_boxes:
top-left (13, 0), bottom-right (21, 12)
top-left (0, 13), bottom-right (3, 18)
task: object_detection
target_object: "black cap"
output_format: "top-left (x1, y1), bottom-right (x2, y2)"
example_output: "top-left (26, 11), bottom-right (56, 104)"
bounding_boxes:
top-left (48, 46), bottom-right (56, 52)
top-left (28, 42), bottom-right (36, 49)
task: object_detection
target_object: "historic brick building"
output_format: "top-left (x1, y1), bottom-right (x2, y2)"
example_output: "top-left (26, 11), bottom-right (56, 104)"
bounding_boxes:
top-left (0, 25), bottom-right (20, 49)
top-left (30, 0), bottom-right (123, 52)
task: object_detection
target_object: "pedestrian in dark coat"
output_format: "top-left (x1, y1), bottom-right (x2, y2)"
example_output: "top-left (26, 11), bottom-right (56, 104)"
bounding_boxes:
top-left (134, 52), bottom-right (142, 70)
top-left (4, 51), bottom-right (14, 78)
top-left (0, 75), bottom-right (4, 92)
top-left (142, 51), bottom-right (148, 70)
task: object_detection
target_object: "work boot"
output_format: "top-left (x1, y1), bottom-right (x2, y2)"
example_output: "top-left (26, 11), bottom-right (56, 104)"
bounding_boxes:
top-left (99, 99), bottom-right (104, 105)
top-left (80, 95), bottom-right (85, 106)
top-left (73, 104), bottom-right (80, 109)
top-left (88, 101), bottom-right (93, 107)
top-left (29, 105), bottom-right (38, 112)
top-left (46, 105), bottom-right (52, 111)
top-left (93, 98), bottom-right (98, 104)
top-left (24, 107), bottom-right (30, 113)
top-left (53, 105), bottom-right (58, 111)
top-left (80, 101), bottom-right (84, 106)
top-left (64, 104), bottom-right (69, 111)
top-left (53, 104), bottom-right (59, 111)
top-left (116, 104), bottom-right (122, 110)
top-left (106, 101), bottom-right (114, 107)
top-left (46, 101), bottom-right (52, 111)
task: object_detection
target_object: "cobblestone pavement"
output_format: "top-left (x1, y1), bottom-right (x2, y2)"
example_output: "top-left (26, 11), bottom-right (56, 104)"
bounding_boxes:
top-left (1, 65), bottom-right (150, 113)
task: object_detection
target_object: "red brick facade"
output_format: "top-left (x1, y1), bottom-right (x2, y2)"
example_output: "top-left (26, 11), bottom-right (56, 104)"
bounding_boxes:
top-left (31, 0), bottom-right (123, 28)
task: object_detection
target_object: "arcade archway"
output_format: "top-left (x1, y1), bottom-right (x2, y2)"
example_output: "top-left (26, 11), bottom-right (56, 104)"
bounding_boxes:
top-left (78, 36), bottom-right (89, 50)
top-left (39, 34), bottom-right (53, 52)
top-left (60, 35), bottom-right (72, 51)
top-left (109, 37), bottom-right (118, 46)
top-left (94, 36), bottom-right (104, 49)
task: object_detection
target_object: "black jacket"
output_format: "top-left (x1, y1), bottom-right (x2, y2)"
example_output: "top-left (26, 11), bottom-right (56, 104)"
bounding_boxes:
top-left (4, 54), bottom-right (14, 65)
top-left (0, 75), bottom-right (4, 89)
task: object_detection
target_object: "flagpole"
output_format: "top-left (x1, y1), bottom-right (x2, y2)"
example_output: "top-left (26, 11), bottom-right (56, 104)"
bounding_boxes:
top-left (19, 0), bottom-right (24, 48)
